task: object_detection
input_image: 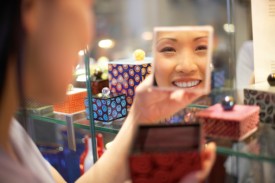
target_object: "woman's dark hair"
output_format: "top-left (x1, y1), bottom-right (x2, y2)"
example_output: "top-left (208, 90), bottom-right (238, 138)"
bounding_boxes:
top-left (0, 1), bottom-right (27, 129)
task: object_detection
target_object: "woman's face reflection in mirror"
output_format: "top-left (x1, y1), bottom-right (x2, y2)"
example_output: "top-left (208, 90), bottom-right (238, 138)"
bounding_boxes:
top-left (154, 31), bottom-right (209, 90)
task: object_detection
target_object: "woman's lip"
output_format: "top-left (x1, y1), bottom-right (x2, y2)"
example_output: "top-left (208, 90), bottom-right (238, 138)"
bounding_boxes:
top-left (172, 80), bottom-right (202, 88)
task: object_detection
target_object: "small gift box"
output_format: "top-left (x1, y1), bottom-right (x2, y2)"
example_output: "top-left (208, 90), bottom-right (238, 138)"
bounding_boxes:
top-left (91, 80), bottom-right (109, 95)
top-left (108, 58), bottom-right (152, 108)
top-left (196, 104), bottom-right (260, 140)
top-left (129, 152), bottom-right (201, 183)
top-left (75, 80), bottom-right (109, 95)
top-left (54, 88), bottom-right (87, 114)
top-left (244, 82), bottom-right (275, 123)
top-left (84, 93), bottom-right (127, 122)
top-left (129, 124), bottom-right (202, 183)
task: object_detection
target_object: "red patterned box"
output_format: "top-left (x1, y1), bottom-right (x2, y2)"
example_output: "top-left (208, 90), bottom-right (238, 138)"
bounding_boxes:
top-left (129, 152), bottom-right (201, 183)
top-left (53, 88), bottom-right (87, 114)
top-left (196, 104), bottom-right (260, 140)
top-left (108, 58), bottom-right (152, 108)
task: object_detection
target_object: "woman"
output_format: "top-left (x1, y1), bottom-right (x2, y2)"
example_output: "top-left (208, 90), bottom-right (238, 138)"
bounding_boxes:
top-left (0, 0), bottom-right (216, 182)
top-left (154, 30), bottom-right (209, 90)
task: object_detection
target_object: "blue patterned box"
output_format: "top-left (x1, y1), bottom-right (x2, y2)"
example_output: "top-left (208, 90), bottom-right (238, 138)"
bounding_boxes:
top-left (108, 58), bottom-right (152, 108)
top-left (84, 94), bottom-right (127, 122)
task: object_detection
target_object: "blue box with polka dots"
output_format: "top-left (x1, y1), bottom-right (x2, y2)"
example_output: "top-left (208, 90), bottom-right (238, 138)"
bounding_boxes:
top-left (108, 58), bottom-right (152, 108)
top-left (84, 94), bottom-right (127, 122)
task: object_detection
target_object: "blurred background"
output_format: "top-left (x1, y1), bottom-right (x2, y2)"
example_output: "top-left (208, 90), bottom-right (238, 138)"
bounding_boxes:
top-left (90, 0), bottom-right (252, 88)
top-left (22, 1), bottom-right (255, 182)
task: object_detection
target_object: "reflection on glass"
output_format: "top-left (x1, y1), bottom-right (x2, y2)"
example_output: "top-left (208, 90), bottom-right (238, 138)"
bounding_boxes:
top-left (153, 26), bottom-right (213, 94)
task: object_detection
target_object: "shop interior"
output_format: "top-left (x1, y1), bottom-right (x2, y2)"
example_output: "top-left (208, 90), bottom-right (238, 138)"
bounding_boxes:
top-left (16, 0), bottom-right (275, 182)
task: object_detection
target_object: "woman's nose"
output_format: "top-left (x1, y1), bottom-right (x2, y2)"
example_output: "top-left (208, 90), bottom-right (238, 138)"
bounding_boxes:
top-left (175, 52), bottom-right (198, 74)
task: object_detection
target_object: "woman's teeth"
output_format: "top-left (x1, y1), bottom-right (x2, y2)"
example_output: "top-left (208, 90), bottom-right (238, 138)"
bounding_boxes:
top-left (173, 80), bottom-right (200, 88)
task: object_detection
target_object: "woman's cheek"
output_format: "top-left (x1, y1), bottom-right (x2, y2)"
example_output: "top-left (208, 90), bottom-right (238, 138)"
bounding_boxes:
top-left (67, 2), bottom-right (93, 49)
top-left (155, 55), bottom-right (175, 87)
top-left (81, 7), bottom-right (93, 46)
top-left (43, 46), bottom-right (77, 97)
top-left (197, 57), bottom-right (207, 76)
top-left (195, 57), bottom-right (208, 89)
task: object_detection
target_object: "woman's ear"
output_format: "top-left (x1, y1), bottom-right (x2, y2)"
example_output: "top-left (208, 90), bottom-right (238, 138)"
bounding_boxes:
top-left (21, 0), bottom-right (39, 34)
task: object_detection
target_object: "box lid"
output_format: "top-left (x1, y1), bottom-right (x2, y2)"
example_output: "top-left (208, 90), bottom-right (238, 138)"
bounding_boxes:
top-left (108, 57), bottom-right (152, 65)
top-left (196, 104), bottom-right (259, 121)
top-left (66, 88), bottom-right (87, 95)
top-left (92, 93), bottom-right (125, 99)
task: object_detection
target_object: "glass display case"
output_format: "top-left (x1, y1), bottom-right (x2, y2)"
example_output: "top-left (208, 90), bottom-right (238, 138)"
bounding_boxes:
top-left (18, 0), bottom-right (275, 182)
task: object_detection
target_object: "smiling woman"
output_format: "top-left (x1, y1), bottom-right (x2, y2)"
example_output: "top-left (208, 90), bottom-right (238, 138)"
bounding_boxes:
top-left (0, 1), bottom-right (216, 182)
top-left (153, 26), bottom-right (213, 94)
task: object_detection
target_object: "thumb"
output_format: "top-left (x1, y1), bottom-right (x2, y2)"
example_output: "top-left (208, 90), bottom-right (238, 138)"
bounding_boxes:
top-left (170, 89), bottom-right (186, 102)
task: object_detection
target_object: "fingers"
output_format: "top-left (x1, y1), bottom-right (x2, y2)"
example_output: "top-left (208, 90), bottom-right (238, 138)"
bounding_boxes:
top-left (135, 74), bottom-right (172, 99)
top-left (184, 91), bottom-right (204, 102)
top-left (177, 143), bottom-right (216, 183)
top-left (135, 74), bottom-right (154, 93)
top-left (170, 89), bottom-right (186, 102)
top-left (197, 142), bottom-right (216, 181)
top-left (169, 90), bottom-right (202, 111)
top-left (136, 74), bottom-right (202, 103)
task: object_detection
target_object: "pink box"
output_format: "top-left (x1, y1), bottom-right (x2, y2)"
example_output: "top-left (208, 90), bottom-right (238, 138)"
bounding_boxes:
top-left (196, 104), bottom-right (260, 140)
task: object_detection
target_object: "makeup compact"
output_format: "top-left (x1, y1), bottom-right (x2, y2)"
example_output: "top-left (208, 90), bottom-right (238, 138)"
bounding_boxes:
top-left (129, 123), bottom-right (203, 183)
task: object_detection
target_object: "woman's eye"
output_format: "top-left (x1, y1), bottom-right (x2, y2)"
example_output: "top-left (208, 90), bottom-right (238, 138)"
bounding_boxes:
top-left (160, 47), bottom-right (176, 53)
top-left (195, 45), bottom-right (208, 51)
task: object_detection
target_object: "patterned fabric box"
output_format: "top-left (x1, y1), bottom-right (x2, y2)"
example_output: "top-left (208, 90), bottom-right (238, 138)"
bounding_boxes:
top-left (54, 88), bottom-right (87, 114)
top-left (244, 82), bottom-right (275, 123)
top-left (85, 94), bottom-right (127, 122)
top-left (129, 152), bottom-right (201, 183)
top-left (196, 104), bottom-right (260, 140)
top-left (108, 58), bottom-right (152, 108)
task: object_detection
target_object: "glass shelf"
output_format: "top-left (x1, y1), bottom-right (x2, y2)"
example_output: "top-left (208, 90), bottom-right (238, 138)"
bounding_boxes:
top-left (213, 123), bottom-right (275, 164)
top-left (26, 112), bottom-right (275, 164)
top-left (75, 119), bottom-right (122, 134)
top-left (26, 113), bottom-right (121, 134)
top-left (21, 88), bottom-right (275, 164)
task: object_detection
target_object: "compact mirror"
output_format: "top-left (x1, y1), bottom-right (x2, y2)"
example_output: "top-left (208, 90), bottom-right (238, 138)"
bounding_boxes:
top-left (152, 26), bottom-right (213, 94)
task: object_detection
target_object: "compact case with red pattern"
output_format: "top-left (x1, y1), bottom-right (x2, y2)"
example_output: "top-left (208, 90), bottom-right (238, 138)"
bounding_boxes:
top-left (108, 58), bottom-right (152, 108)
top-left (196, 104), bottom-right (260, 141)
top-left (129, 124), bottom-right (203, 183)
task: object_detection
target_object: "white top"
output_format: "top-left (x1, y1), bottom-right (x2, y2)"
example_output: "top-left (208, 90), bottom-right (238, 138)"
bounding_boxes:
top-left (0, 119), bottom-right (55, 183)
top-left (236, 41), bottom-right (254, 89)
